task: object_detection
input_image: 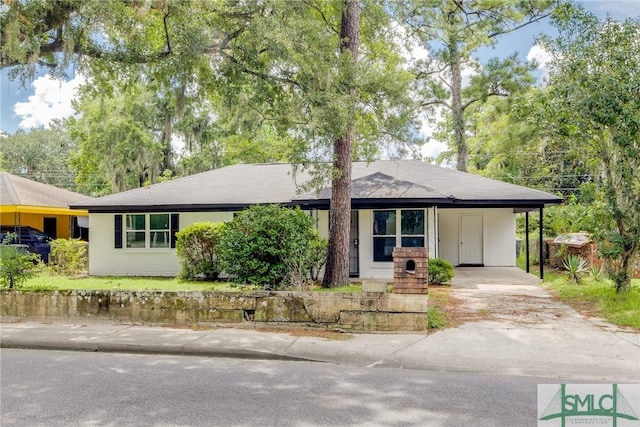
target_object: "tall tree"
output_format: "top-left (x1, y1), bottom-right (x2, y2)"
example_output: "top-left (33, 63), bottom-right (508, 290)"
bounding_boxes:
top-left (398, 0), bottom-right (555, 171)
top-left (323, 0), bottom-right (360, 287)
top-left (536, 5), bottom-right (640, 292)
top-left (68, 85), bottom-right (164, 195)
top-left (461, 93), bottom-right (592, 196)
top-left (0, 124), bottom-right (77, 189)
top-left (2, 1), bottom-right (413, 286)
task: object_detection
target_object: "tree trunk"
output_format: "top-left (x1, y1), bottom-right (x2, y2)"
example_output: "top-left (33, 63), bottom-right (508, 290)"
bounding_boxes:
top-left (322, 0), bottom-right (360, 288)
top-left (449, 40), bottom-right (467, 172)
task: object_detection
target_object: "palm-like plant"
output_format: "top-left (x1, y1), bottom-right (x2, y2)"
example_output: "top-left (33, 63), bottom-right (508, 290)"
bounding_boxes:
top-left (562, 255), bottom-right (589, 283)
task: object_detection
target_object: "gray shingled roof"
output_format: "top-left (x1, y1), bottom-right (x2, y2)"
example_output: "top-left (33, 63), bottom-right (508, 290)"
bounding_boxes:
top-left (302, 160), bottom-right (562, 201)
top-left (301, 172), bottom-right (449, 200)
top-left (0, 172), bottom-right (91, 208)
top-left (71, 160), bottom-right (562, 212)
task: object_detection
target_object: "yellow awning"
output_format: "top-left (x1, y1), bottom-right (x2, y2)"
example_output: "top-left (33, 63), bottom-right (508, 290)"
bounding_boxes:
top-left (0, 205), bottom-right (88, 216)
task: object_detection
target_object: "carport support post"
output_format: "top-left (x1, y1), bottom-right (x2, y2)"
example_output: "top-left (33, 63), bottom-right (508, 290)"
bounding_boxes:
top-left (525, 211), bottom-right (530, 273)
top-left (539, 207), bottom-right (544, 280)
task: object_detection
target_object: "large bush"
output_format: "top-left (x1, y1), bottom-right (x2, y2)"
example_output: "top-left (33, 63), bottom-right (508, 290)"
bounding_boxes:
top-left (428, 258), bottom-right (455, 284)
top-left (50, 238), bottom-right (88, 275)
top-left (218, 205), bottom-right (316, 289)
top-left (176, 222), bottom-right (225, 281)
top-left (307, 233), bottom-right (328, 282)
top-left (0, 242), bottom-right (40, 289)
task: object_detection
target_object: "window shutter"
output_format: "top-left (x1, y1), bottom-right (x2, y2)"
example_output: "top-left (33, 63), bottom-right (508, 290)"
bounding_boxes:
top-left (170, 214), bottom-right (179, 248)
top-left (114, 215), bottom-right (122, 249)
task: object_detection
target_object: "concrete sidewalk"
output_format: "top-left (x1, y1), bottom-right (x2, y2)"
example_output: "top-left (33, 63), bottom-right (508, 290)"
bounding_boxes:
top-left (2, 268), bottom-right (638, 381)
top-left (2, 313), bottom-right (638, 381)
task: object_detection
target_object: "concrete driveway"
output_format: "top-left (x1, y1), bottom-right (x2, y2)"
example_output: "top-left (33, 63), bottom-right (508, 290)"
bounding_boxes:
top-left (387, 267), bottom-right (639, 380)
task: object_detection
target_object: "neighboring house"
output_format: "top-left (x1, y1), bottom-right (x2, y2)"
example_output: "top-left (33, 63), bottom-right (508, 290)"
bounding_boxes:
top-left (0, 172), bottom-right (91, 241)
top-left (71, 160), bottom-right (562, 278)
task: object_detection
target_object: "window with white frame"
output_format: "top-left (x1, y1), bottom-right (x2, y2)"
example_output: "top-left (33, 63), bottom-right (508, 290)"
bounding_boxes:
top-left (373, 209), bottom-right (425, 262)
top-left (125, 214), bottom-right (170, 249)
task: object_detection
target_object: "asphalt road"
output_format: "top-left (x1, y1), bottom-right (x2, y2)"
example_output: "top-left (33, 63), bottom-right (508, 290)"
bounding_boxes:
top-left (0, 348), bottom-right (562, 427)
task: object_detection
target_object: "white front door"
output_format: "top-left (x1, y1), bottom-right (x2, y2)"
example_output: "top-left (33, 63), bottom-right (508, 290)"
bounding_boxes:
top-left (459, 215), bottom-right (483, 265)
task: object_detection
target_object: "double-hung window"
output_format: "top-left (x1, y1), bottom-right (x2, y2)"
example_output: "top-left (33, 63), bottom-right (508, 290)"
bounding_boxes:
top-left (373, 209), bottom-right (425, 262)
top-left (125, 214), bottom-right (170, 249)
top-left (373, 210), bottom-right (397, 262)
top-left (149, 214), bottom-right (170, 248)
top-left (401, 210), bottom-right (425, 248)
top-left (126, 214), bottom-right (146, 248)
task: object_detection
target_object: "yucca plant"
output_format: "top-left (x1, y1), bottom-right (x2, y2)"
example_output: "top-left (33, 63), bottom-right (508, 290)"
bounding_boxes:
top-left (590, 265), bottom-right (603, 282)
top-left (562, 255), bottom-right (589, 283)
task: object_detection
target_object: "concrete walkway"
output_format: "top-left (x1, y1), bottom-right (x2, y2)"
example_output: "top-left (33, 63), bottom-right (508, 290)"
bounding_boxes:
top-left (1, 268), bottom-right (638, 381)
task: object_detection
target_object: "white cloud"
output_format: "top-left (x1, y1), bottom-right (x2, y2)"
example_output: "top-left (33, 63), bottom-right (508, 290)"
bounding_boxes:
top-left (527, 43), bottom-right (553, 81)
top-left (393, 21), bottom-right (430, 69)
top-left (527, 44), bottom-right (552, 69)
top-left (13, 74), bottom-right (85, 129)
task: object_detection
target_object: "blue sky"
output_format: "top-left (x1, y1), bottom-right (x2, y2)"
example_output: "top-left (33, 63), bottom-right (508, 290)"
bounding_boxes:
top-left (1, 0), bottom-right (638, 136)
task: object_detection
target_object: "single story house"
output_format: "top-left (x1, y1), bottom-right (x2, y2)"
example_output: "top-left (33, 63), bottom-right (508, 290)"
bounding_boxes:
top-left (0, 172), bottom-right (91, 240)
top-left (70, 160), bottom-right (562, 278)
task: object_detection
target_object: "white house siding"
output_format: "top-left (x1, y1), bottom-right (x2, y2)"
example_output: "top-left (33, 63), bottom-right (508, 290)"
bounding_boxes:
top-left (88, 207), bottom-right (514, 278)
top-left (88, 212), bottom-right (233, 277)
top-left (437, 208), bottom-right (516, 267)
top-left (428, 207), bottom-right (438, 259)
top-left (312, 210), bottom-right (329, 239)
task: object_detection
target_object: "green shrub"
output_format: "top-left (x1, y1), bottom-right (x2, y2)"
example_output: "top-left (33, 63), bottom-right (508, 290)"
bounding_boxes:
top-left (218, 205), bottom-right (316, 289)
top-left (0, 245), bottom-right (41, 289)
top-left (308, 233), bottom-right (328, 282)
top-left (176, 222), bottom-right (225, 281)
top-left (428, 258), bottom-right (455, 284)
top-left (50, 238), bottom-right (88, 275)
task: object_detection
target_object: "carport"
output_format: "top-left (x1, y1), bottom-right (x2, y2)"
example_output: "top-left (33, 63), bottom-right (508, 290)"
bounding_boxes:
top-left (451, 267), bottom-right (541, 288)
top-left (0, 172), bottom-right (91, 240)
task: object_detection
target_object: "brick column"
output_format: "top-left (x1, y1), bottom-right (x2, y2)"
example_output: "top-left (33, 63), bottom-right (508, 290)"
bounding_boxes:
top-left (392, 247), bottom-right (428, 294)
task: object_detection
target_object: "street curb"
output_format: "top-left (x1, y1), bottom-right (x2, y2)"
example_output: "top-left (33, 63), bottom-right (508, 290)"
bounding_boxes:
top-left (0, 339), bottom-right (320, 363)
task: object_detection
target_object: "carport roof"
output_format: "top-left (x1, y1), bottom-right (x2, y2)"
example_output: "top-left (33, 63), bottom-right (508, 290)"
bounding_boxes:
top-left (1, 172), bottom-right (91, 215)
top-left (71, 160), bottom-right (563, 212)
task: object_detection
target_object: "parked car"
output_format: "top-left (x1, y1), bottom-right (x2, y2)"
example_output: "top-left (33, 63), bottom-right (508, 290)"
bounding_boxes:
top-left (0, 225), bottom-right (52, 262)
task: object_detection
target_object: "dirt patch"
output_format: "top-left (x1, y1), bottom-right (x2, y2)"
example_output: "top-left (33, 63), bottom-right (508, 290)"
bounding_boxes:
top-left (256, 326), bottom-right (353, 340)
top-left (445, 286), bottom-right (579, 326)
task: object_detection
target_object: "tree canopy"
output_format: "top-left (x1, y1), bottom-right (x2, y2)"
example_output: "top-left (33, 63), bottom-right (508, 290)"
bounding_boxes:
top-left (397, 0), bottom-right (556, 171)
top-left (0, 125), bottom-right (76, 189)
top-left (536, 5), bottom-right (640, 292)
top-left (2, 0), bottom-right (416, 286)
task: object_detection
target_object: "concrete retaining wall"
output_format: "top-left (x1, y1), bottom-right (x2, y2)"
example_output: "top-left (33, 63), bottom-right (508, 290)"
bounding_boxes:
top-left (0, 290), bottom-right (429, 332)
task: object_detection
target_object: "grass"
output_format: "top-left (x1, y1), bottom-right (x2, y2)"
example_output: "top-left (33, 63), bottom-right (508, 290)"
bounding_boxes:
top-left (543, 271), bottom-right (640, 330)
top-left (426, 284), bottom-right (451, 329)
top-left (18, 273), bottom-right (252, 292)
top-left (14, 272), bottom-right (366, 293)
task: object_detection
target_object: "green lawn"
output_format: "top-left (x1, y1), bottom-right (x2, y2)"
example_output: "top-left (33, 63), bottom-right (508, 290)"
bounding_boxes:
top-left (19, 273), bottom-right (251, 292)
top-left (17, 273), bottom-right (363, 293)
top-left (543, 272), bottom-right (640, 330)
